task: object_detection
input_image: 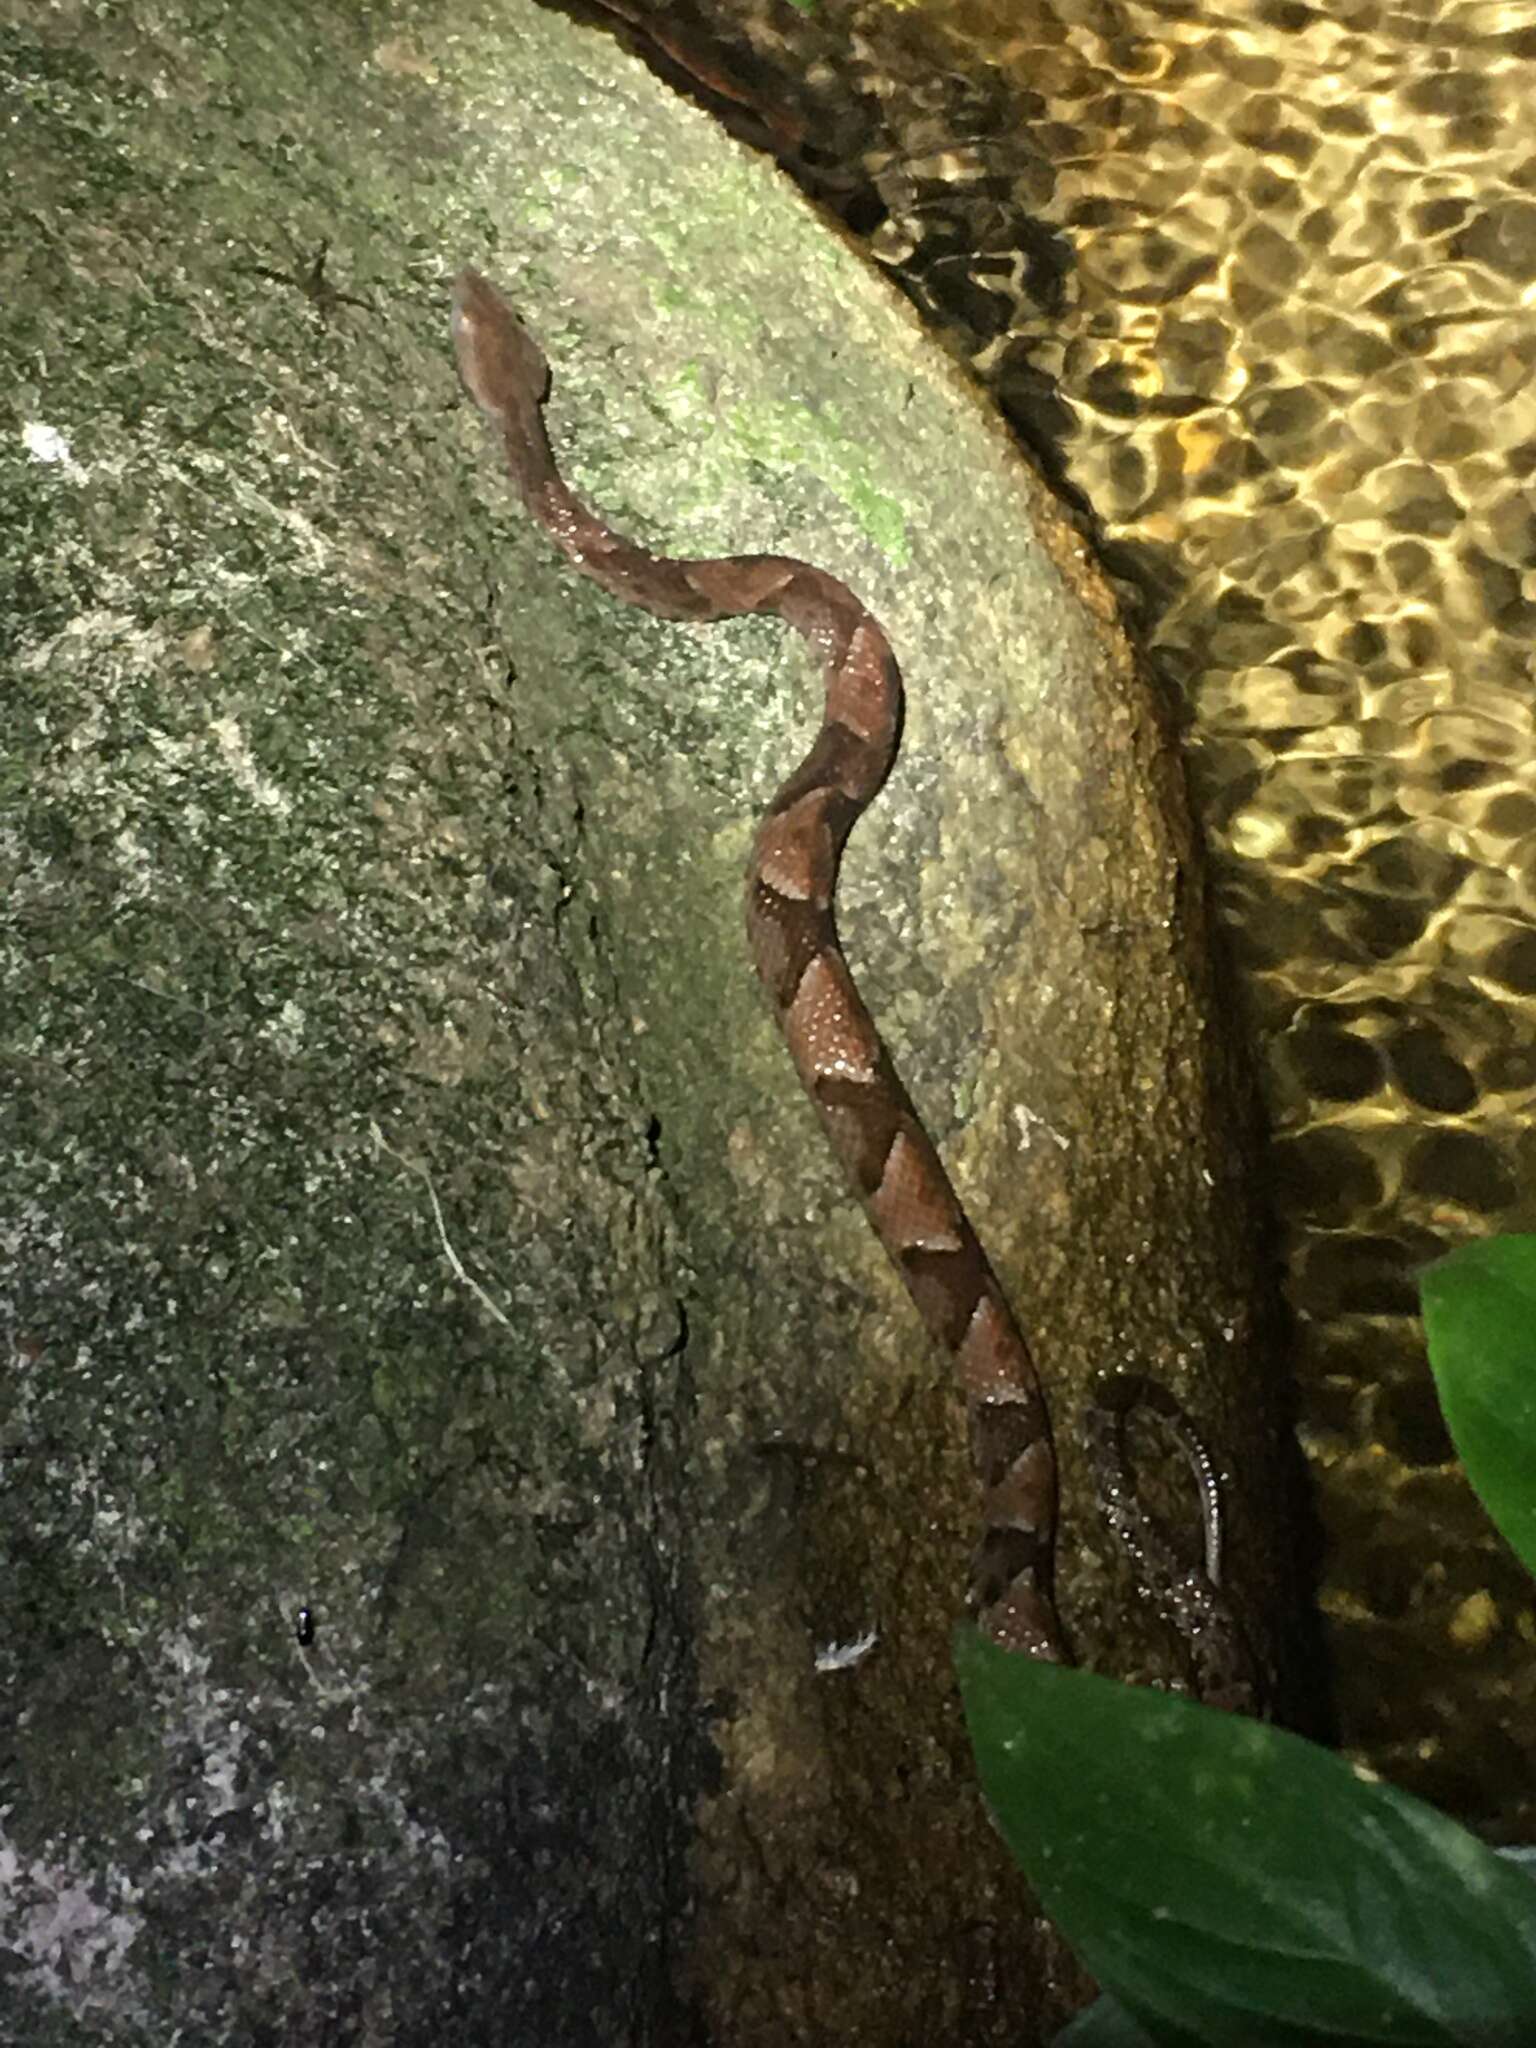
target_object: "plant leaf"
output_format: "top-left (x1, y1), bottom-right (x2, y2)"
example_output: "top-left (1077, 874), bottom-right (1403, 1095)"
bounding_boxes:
top-left (1419, 1236), bottom-right (1536, 1578)
top-left (956, 1629), bottom-right (1536, 2045)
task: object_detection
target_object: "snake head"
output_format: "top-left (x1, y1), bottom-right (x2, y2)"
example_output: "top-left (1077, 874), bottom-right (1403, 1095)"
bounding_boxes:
top-left (451, 266), bottom-right (551, 423)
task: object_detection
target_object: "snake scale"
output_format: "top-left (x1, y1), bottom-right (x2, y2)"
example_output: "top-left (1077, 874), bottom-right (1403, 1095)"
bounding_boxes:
top-left (450, 266), bottom-right (1255, 1711)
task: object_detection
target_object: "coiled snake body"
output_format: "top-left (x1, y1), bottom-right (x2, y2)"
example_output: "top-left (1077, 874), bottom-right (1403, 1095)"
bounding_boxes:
top-left (450, 267), bottom-right (1254, 1710)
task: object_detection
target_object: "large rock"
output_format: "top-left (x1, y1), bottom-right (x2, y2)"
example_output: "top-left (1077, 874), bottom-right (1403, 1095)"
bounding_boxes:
top-left (0, 1), bottom-right (1301, 2039)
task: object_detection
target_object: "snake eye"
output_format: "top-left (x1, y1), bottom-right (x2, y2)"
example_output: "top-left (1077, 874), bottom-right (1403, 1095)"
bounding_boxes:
top-left (295, 1606), bottom-right (316, 1647)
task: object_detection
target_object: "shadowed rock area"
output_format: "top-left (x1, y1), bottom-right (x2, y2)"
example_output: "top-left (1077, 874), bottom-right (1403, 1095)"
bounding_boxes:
top-left (2, 0), bottom-right (1303, 2039)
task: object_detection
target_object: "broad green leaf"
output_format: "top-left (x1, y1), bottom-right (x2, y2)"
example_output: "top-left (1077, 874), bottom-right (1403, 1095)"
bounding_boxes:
top-left (1419, 1236), bottom-right (1536, 1578)
top-left (956, 1629), bottom-right (1536, 2045)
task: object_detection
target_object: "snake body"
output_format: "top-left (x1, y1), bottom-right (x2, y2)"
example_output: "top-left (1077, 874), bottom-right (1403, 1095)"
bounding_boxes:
top-left (450, 266), bottom-right (1253, 1702)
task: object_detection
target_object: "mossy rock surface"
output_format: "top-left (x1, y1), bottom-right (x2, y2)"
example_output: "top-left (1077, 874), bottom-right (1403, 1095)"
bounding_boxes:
top-left (0, 3), bottom-right (1296, 2040)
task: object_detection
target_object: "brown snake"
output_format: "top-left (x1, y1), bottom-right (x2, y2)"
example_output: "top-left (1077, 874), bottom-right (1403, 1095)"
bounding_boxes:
top-left (450, 266), bottom-right (1256, 1711)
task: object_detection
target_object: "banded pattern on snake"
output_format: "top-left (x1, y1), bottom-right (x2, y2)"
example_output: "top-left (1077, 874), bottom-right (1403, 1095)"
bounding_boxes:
top-left (450, 266), bottom-right (1254, 1710)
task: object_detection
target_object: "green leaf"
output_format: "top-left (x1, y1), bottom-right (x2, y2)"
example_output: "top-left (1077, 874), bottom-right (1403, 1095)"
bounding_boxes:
top-left (956, 1629), bottom-right (1536, 2045)
top-left (1419, 1236), bottom-right (1536, 1578)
